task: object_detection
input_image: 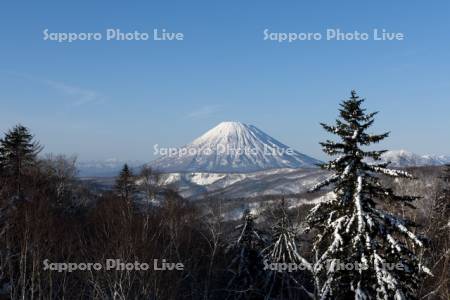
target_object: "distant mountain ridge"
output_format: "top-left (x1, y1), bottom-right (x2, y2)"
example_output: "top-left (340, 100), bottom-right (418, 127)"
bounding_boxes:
top-left (376, 150), bottom-right (450, 167)
top-left (76, 159), bottom-right (143, 177)
top-left (75, 145), bottom-right (449, 178)
top-left (158, 149), bottom-right (450, 200)
top-left (149, 121), bottom-right (322, 173)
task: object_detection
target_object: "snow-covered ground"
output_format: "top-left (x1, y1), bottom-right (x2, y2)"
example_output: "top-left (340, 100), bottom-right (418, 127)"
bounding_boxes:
top-left (158, 167), bottom-right (329, 200)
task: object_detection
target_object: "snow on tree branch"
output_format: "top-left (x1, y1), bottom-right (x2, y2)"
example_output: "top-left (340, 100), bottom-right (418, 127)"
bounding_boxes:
top-left (368, 165), bottom-right (414, 179)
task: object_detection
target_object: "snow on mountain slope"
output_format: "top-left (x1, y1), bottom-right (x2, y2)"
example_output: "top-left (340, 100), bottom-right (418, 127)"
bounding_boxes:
top-left (202, 168), bottom-right (328, 199)
top-left (158, 168), bottom-right (329, 199)
top-left (150, 121), bottom-right (322, 173)
top-left (377, 150), bottom-right (450, 167)
top-left (156, 148), bottom-right (450, 199)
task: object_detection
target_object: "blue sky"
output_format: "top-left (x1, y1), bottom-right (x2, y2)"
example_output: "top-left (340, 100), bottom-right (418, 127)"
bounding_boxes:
top-left (0, 1), bottom-right (449, 161)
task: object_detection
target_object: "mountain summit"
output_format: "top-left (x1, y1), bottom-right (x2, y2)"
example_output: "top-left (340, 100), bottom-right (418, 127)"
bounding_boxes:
top-left (150, 121), bottom-right (321, 173)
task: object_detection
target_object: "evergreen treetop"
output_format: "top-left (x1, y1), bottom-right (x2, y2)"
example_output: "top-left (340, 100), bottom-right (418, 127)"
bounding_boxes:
top-left (226, 209), bottom-right (266, 299)
top-left (0, 124), bottom-right (41, 176)
top-left (115, 164), bottom-right (136, 204)
top-left (0, 124), bottom-right (42, 197)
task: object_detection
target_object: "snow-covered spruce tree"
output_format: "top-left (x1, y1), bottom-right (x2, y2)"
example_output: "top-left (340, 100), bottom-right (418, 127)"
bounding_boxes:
top-left (308, 91), bottom-right (431, 299)
top-left (263, 199), bottom-right (313, 299)
top-left (226, 209), bottom-right (266, 299)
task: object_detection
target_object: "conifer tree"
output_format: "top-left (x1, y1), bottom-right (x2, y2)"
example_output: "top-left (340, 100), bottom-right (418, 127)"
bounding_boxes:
top-left (263, 199), bottom-right (313, 299)
top-left (115, 164), bottom-right (136, 205)
top-left (442, 164), bottom-right (450, 201)
top-left (308, 91), bottom-right (431, 299)
top-left (431, 164), bottom-right (450, 236)
top-left (0, 124), bottom-right (41, 197)
top-left (421, 164), bottom-right (450, 299)
top-left (226, 209), bottom-right (266, 299)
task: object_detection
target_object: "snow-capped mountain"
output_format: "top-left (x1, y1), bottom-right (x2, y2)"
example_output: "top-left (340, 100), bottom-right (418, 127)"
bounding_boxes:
top-left (377, 150), bottom-right (450, 167)
top-left (149, 121), bottom-right (321, 173)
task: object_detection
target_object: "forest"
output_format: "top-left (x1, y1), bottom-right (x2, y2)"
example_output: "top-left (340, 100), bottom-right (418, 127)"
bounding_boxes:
top-left (0, 93), bottom-right (448, 299)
